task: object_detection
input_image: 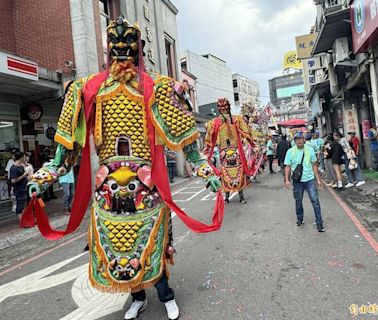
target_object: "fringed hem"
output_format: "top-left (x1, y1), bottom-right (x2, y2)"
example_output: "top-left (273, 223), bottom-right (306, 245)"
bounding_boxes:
top-left (89, 270), bottom-right (167, 293)
top-left (89, 206), bottom-right (172, 293)
top-left (152, 115), bottom-right (200, 151)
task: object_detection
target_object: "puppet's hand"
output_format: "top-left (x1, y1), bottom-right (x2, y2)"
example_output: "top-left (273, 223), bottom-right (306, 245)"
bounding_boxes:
top-left (206, 175), bottom-right (221, 193)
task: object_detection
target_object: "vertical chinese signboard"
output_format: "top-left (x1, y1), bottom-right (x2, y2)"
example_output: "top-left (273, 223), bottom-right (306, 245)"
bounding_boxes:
top-left (351, 0), bottom-right (378, 53)
top-left (143, 0), bottom-right (155, 65)
top-left (344, 109), bottom-right (361, 138)
top-left (295, 33), bottom-right (318, 59)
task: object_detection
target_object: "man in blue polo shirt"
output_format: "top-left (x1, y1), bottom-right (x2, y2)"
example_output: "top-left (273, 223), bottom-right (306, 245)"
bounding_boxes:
top-left (284, 131), bottom-right (324, 232)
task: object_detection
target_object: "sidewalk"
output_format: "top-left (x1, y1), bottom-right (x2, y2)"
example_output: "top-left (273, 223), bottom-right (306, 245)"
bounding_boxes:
top-left (332, 176), bottom-right (378, 230)
top-left (0, 176), bottom-right (191, 251)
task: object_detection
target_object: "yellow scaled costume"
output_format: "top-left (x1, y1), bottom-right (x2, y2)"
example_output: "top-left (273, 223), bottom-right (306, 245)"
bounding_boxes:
top-left (205, 98), bottom-right (255, 203)
top-left (25, 17), bottom-right (222, 304)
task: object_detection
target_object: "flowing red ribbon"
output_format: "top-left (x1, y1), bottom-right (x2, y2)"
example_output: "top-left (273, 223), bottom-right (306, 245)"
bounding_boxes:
top-left (20, 72), bottom-right (108, 239)
top-left (206, 117), bottom-right (222, 176)
top-left (142, 73), bottom-right (224, 233)
top-left (206, 117), bottom-right (255, 177)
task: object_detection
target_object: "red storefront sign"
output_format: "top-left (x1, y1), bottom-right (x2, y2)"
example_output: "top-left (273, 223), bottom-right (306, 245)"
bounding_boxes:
top-left (0, 51), bottom-right (38, 81)
top-left (351, 0), bottom-right (378, 53)
top-left (7, 57), bottom-right (38, 76)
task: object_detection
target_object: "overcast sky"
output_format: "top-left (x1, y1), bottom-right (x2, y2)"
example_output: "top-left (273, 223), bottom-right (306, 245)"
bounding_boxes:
top-left (173, 0), bottom-right (316, 105)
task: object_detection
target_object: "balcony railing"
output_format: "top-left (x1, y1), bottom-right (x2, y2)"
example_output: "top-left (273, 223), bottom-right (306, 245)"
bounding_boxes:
top-left (314, 0), bottom-right (347, 32)
top-left (314, 0), bottom-right (343, 7)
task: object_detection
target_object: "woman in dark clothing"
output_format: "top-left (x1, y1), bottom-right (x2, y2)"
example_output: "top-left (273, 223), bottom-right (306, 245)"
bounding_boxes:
top-left (329, 135), bottom-right (345, 189)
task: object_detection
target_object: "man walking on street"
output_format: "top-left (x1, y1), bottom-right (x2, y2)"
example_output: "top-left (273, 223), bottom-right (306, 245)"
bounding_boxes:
top-left (266, 136), bottom-right (275, 174)
top-left (284, 132), bottom-right (324, 232)
top-left (10, 152), bottom-right (29, 221)
top-left (276, 135), bottom-right (290, 176)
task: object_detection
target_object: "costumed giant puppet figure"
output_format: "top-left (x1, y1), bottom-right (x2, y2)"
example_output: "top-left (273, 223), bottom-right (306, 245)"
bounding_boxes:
top-left (204, 98), bottom-right (256, 204)
top-left (22, 17), bottom-right (224, 320)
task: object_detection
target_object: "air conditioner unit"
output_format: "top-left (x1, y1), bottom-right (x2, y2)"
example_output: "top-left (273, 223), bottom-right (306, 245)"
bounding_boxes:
top-left (315, 69), bottom-right (325, 83)
top-left (332, 37), bottom-right (350, 66)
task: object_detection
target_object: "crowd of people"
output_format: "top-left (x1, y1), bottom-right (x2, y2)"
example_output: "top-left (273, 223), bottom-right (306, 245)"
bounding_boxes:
top-left (261, 128), bottom-right (378, 191)
top-left (4, 147), bottom-right (75, 222)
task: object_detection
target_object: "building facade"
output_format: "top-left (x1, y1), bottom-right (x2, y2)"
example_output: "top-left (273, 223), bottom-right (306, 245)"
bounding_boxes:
top-left (232, 73), bottom-right (260, 115)
top-left (301, 0), bottom-right (378, 168)
top-left (180, 50), bottom-right (235, 114)
top-left (268, 72), bottom-right (305, 110)
top-left (120, 0), bottom-right (180, 79)
top-left (0, 0), bottom-right (182, 199)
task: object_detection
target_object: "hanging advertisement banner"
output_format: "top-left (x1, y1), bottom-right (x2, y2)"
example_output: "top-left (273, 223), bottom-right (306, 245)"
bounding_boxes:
top-left (295, 33), bottom-right (318, 59)
top-left (283, 51), bottom-right (303, 70)
top-left (362, 119), bottom-right (371, 138)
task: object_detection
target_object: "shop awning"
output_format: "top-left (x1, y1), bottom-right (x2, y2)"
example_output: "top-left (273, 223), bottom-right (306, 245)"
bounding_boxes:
top-left (0, 51), bottom-right (61, 99)
top-left (277, 119), bottom-right (307, 127)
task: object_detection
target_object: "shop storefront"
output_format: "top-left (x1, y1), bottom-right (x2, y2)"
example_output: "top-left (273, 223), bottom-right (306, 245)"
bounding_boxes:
top-left (21, 102), bottom-right (61, 169)
top-left (0, 51), bottom-right (62, 201)
top-left (0, 103), bottom-right (22, 200)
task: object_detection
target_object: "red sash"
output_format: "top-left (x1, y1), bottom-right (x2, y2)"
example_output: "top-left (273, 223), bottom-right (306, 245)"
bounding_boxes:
top-left (20, 72), bottom-right (108, 239)
top-left (206, 117), bottom-right (255, 177)
top-left (142, 73), bottom-right (224, 233)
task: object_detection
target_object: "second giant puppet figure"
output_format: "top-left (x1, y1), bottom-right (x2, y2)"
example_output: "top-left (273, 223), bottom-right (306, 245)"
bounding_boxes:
top-left (204, 98), bottom-right (255, 203)
top-left (22, 17), bottom-right (224, 320)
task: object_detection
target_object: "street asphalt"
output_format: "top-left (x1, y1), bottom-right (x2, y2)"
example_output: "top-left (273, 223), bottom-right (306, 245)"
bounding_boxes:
top-left (0, 171), bottom-right (377, 320)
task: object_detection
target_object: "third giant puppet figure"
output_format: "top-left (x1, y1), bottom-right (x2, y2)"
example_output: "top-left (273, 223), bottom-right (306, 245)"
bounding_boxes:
top-left (204, 98), bottom-right (256, 203)
top-left (22, 17), bottom-right (225, 320)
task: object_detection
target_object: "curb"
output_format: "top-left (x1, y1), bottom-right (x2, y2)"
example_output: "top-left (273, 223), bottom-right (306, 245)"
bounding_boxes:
top-left (324, 177), bottom-right (378, 231)
top-left (0, 215), bottom-right (69, 251)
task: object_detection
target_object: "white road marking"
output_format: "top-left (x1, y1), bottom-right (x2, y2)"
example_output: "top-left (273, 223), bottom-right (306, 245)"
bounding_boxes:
top-left (178, 191), bottom-right (201, 194)
top-left (0, 252), bottom-right (129, 320)
top-left (0, 252), bottom-right (87, 304)
top-left (173, 230), bottom-right (191, 245)
top-left (64, 269), bottom-right (129, 320)
top-left (171, 209), bottom-right (185, 218)
top-left (229, 192), bottom-right (238, 200)
top-left (174, 188), bottom-right (206, 202)
top-left (200, 194), bottom-right (217, 201)
top-left (171, 186), bottom-right (202, 196)
top-left (0, 180), bottom-right (215, 319)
